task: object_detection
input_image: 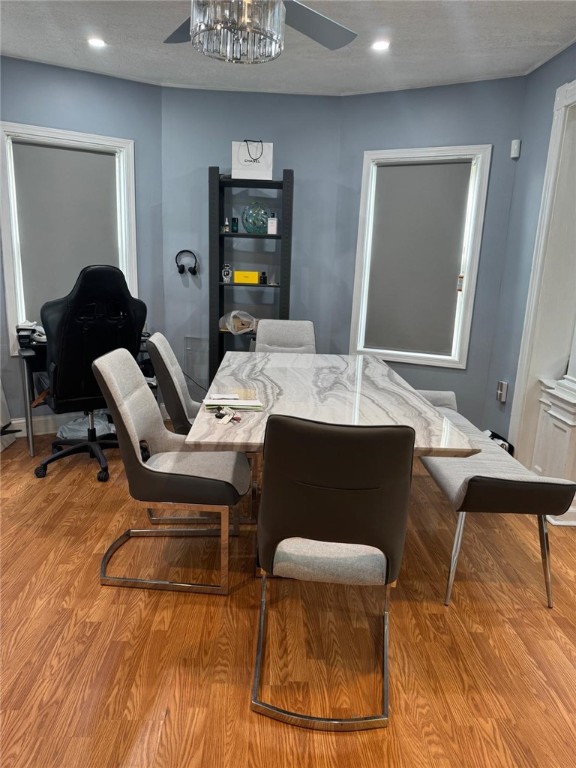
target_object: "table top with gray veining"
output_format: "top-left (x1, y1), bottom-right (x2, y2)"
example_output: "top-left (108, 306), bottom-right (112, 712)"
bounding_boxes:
top-left (185, 352), bottom-right (478, 456)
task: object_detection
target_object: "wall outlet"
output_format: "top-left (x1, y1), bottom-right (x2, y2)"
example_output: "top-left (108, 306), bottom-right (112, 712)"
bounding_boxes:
top-left (510, 139), bottom-right (522, 159)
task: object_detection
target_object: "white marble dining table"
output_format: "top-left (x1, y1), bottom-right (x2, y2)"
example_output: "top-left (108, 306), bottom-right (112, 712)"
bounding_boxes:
top-left (185, 352), bottom-right (478, 457)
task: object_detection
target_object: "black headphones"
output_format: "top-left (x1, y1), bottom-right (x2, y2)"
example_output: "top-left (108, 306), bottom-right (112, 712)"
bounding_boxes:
top-left (175, 249), bottom-right (199, 276)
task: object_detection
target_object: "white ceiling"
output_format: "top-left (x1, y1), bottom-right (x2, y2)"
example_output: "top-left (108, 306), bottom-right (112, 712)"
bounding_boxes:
top-left (1, 1), bottom-right (576, 97)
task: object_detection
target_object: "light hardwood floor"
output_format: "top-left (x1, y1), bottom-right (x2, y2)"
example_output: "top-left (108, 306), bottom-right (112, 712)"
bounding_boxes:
top-left (1, 436), bottom-right (575, 767)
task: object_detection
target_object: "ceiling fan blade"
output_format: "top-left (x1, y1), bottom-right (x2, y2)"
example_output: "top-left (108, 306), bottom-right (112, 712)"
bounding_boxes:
top-left (164, 3), bottom-right (356, 50)
top-left (283, 0), bottom-right (357, 50)
top-left (164, 17), bottom-right (191, 44)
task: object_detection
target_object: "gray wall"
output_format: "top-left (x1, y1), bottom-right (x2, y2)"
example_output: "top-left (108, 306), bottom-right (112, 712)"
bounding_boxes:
top-left (1, 45), bottom-right (575, 433)
top-left (160, 87), bottom-right (342, 373)
top-left (337, 78), bottom-right (526, 426)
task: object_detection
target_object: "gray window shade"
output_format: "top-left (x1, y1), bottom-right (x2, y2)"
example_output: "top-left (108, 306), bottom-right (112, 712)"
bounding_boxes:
top-left (364, 161), bottom-right (472, 355)
top-left (12, 142), bottom-right (118, 323)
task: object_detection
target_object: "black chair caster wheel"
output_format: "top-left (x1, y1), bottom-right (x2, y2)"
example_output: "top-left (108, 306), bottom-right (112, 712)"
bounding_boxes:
top-left (97, 469), bottom-right (109, 482)
top-left (34, 466), bottom-right (47, 478)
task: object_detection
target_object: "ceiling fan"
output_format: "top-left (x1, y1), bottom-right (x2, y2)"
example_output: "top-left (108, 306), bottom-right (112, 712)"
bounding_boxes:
top-left (165, 0), bottom-right (357, 61)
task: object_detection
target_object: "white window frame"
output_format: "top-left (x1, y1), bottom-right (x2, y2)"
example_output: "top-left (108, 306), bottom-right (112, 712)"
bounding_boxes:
top-left (349, 144), bottom-right (492, 368)
top-left (0, 121), bottom-right (138, 355)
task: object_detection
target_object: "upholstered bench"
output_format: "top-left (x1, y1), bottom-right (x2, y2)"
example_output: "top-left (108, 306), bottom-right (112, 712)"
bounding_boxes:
top-left (418, 391), bottom-right (576, 607)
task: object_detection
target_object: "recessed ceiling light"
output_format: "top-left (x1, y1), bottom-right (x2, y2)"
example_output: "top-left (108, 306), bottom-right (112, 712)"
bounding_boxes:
top-left (372, 40), bottom-right (390, 52)
top-left (88, 38), bottom-right (107, 49)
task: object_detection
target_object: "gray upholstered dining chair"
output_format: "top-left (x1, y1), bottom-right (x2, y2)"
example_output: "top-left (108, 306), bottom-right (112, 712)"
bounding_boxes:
top-left (251, 415), bottom-right (415, 730)
top-left (146, 332), bottom-right (201, 435)
top-left (254, 319), bottom-right (316, 353)
top-left (92, 348), bottom-right (251, 595)
top-left (146, 331), bottom-right (259, 522)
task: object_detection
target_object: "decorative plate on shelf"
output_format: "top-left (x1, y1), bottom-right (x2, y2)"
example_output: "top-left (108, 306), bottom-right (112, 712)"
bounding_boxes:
top-left (242, 202), bottom-right (271, 235)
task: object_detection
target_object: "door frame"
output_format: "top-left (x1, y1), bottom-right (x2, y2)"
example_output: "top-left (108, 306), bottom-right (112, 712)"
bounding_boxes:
top-left (509, 80), bottom-right (576, 454)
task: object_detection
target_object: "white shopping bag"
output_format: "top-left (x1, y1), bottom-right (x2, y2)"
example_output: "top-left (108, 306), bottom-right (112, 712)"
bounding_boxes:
top-left (219, 311), bottom-right (257, 334)
top-left (232, 140), bottom-right (273, 180)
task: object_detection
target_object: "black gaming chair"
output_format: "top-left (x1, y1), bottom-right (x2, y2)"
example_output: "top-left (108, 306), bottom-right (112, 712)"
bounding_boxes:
top-left (34, 265), bottom-right (147, 482)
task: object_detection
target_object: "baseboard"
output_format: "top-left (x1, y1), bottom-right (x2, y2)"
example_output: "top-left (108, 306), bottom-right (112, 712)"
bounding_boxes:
top-left (547, 500), bottom-right (576, 527)
top-left (9, 402), bottom-right (169, 439)
top-left (547, 510), bottom-right (576, 527)
top-left (0, 433), bottom-right (17, 452)
top-left (9, 413), bottom-right (81, 437)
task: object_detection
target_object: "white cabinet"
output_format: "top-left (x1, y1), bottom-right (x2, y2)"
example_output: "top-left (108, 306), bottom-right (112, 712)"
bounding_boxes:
top-left (532, 379), bottom-right (576, 524)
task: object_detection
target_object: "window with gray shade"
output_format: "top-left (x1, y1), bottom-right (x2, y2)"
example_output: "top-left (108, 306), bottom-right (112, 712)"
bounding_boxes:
top-left (350, 145), bottom-right (492, 368)
top-left (12, 142), bottom-right (118, 324)
top-left (365, 161), bottom-right (471, 356)
top-left (1, 121), bottom-right (138, 355)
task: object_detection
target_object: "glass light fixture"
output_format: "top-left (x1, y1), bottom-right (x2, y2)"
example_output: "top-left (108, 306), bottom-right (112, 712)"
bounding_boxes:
top-left (191, 0), bottom-right (285, 64)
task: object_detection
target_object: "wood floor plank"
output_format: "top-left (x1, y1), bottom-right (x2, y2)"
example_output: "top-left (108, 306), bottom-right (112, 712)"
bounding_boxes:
top-left (1, 441), bottom-right (575, 767)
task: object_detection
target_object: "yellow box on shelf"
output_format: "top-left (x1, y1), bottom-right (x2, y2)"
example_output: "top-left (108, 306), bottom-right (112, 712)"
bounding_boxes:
top-left (233, 270), bottom-right (259, 284)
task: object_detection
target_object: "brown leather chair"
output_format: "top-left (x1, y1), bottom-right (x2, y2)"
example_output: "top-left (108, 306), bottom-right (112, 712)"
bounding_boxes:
top-left (92, 348), bottom-right (251, 595)
top-left (251, 415), bottom-right (415, 730)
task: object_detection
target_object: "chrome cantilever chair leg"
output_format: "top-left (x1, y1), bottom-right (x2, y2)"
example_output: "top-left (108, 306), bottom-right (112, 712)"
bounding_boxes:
top-left (250, 575), bottom-right (391, 731)
top-left (100, 505), bottom-right (230, 594)
top-left (146, 503), bottom-right (241, 536)
top-left (235, 452), bottom-right (259, 525)
top-left (537, 515), bottom-right (553, 608)
top-left (145, 455), bottom-right (253, 532)
top-left (445, 511), bottom-right (467, 605)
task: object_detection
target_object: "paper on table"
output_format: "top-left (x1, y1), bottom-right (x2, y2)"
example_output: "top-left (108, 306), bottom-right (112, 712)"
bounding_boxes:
top-left (204, 399), bottom-right (264, 411)
top-left (207, 393), bottom-right (240, 400)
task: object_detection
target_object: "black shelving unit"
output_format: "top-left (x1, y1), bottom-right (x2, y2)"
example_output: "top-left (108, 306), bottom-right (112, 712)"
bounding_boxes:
top-left (208, 167), bottom-right (294, 380)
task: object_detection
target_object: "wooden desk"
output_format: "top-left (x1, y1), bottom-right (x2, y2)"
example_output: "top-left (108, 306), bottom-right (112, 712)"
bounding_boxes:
top-left (186, 352), bottom-right (478, 457)
top-left (17, 343), bottom-right (48, 457)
